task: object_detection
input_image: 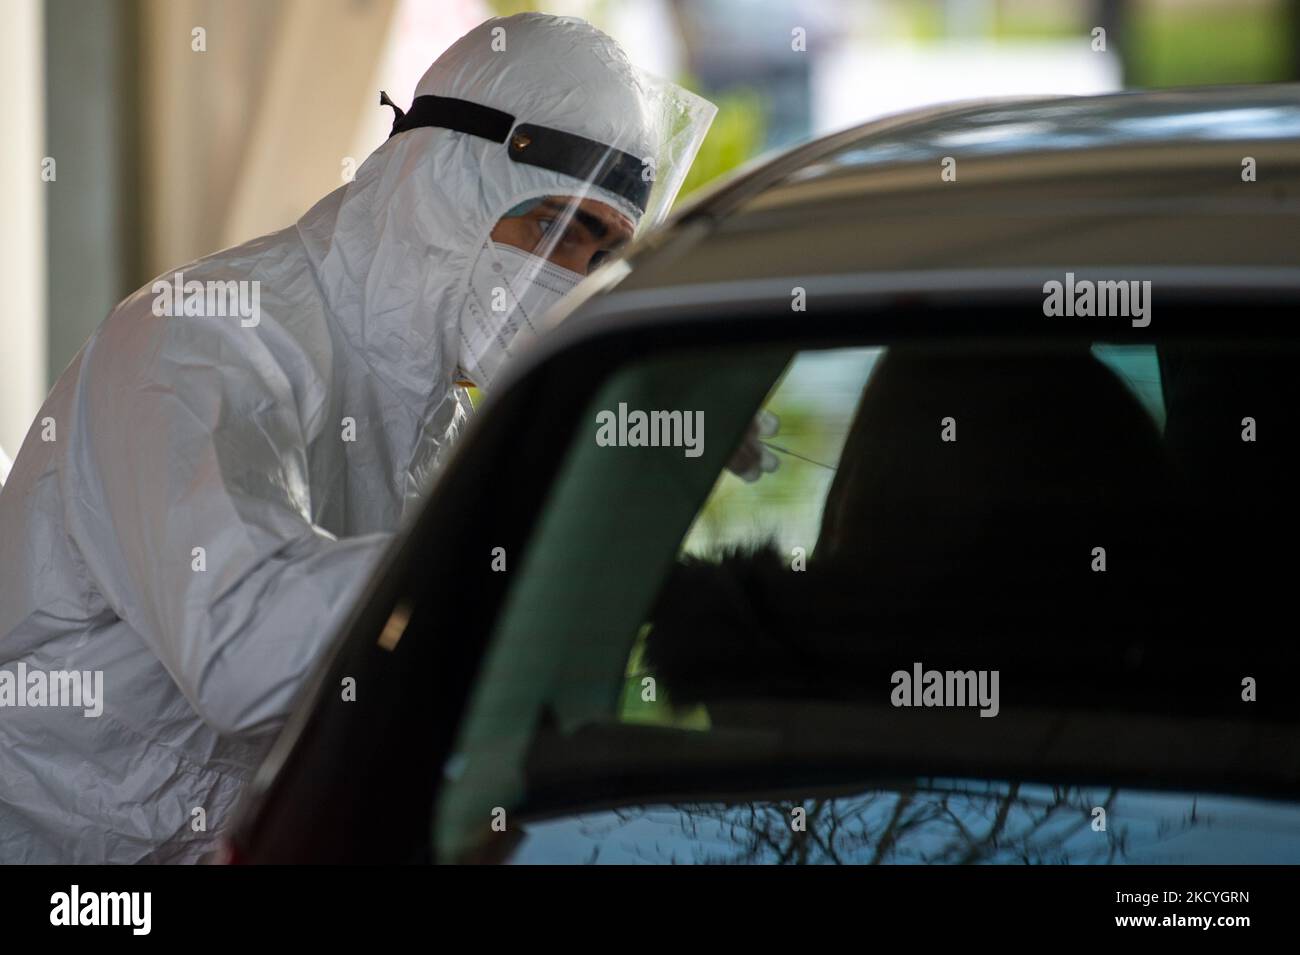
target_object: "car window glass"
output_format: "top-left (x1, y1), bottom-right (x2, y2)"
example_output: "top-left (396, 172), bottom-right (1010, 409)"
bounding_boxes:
top-left (434, 335), bottom-right (1300, 865)
top-left (507, 781), bottom-right (1300, 865)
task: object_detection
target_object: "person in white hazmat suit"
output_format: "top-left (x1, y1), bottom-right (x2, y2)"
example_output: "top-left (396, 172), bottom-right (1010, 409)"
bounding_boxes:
top-left (0, 13), bottom-right (716, 863)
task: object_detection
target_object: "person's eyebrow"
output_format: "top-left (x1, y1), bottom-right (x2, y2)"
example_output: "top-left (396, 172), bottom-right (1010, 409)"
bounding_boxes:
top-left (538, 199), bottom-right (628, 244)
top-left (573, 208), bottom-right (612, 241)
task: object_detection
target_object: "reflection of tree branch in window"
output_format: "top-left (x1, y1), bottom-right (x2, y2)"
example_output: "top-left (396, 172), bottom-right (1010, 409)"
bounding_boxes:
top-left (583, 782), bottom-right (1205, 864)
top-left (869, 791), bottom-right (913, 865)
top-left (958, 781), bottom-right (1019, 864)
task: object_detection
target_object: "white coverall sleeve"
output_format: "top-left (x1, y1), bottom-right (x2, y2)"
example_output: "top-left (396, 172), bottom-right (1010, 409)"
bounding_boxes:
top-left (66, 320), bottom-right (391, 738)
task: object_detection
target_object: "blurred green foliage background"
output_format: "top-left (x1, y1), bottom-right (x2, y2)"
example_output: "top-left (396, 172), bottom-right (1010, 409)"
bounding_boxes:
top-left (486, 0), bottom-right (1299, 201)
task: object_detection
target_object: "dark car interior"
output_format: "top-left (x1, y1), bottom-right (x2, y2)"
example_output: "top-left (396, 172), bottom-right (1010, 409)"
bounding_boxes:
top-left (490, 338), bottom-right (1300, 862)
top-left (643, 344), bottom-right (1300, 720)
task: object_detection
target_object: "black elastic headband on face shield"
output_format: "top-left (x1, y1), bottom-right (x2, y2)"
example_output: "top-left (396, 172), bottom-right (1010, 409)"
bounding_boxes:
top-left (380, 92), bottom-right (650, 215)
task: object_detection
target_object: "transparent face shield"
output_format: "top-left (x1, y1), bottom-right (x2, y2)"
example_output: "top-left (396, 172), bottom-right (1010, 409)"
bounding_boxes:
top-left (382, 71), bottom-right (716, 390)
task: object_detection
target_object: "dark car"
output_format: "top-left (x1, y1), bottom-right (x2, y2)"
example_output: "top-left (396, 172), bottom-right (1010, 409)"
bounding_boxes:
top-left (226, 85), bottom-right (1300, 864)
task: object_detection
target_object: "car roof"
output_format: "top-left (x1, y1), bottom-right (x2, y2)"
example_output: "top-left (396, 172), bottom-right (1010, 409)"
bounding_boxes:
top-left (613, 84), bottom-right (1300, 294)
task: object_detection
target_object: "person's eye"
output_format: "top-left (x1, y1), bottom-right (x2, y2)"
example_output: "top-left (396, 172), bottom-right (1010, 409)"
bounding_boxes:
top-left (536, 218), bottom-right (584, 247)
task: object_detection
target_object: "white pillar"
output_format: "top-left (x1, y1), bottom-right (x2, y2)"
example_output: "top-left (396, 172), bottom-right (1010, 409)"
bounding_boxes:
top-left (0, 0), bottom-right (47, 462)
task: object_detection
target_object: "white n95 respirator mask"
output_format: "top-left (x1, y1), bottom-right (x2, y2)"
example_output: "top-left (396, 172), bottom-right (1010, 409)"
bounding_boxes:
top-left (457, 239), bottom-right (584, 391)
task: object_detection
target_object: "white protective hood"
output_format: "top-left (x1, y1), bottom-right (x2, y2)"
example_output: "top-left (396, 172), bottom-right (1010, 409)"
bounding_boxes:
top-left (0, 13), bottom-right (711, 863)
top-left (314, 13), bottom-right (648, 496)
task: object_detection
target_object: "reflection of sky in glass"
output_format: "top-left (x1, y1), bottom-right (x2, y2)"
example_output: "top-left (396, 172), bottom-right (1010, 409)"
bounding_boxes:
top-left (510, 782), bottom-right (1300, 864)
top-left (798, 100), bottom-right (1300, 178)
